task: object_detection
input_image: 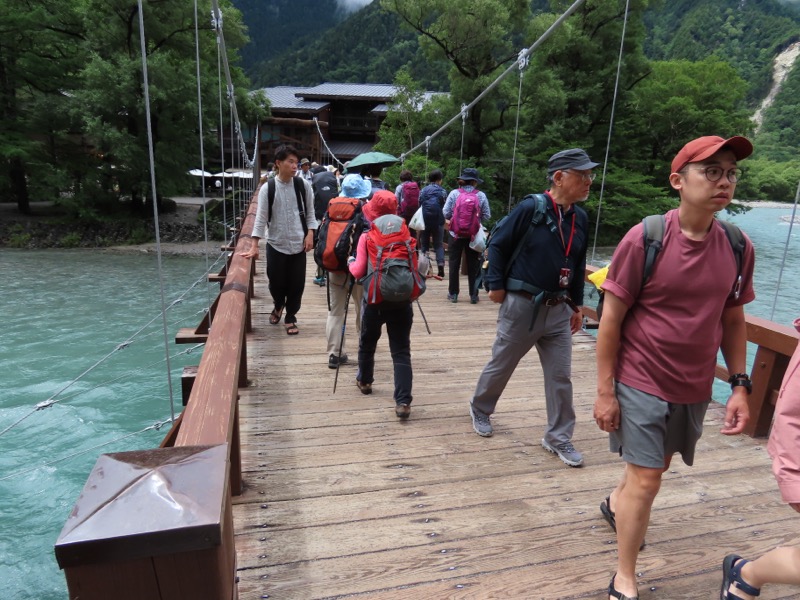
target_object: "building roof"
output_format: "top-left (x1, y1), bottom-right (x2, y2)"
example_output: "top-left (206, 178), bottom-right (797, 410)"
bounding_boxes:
top-left (326, 140), bottom-right (376, 160)
top-left (300, 83), bottom-right (396, 101)
top-left (260, 86), bottom-right (329, 112)
top-left (260, 84), bottom-right (448, 114)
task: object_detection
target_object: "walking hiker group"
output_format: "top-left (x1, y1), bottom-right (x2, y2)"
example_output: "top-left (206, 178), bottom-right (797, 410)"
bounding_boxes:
top-left (242, 138), bottom-right (799, 599)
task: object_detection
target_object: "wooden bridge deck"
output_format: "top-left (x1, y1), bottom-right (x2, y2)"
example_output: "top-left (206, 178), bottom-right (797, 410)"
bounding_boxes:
top-left (232, 259), bottom-right (797, 600)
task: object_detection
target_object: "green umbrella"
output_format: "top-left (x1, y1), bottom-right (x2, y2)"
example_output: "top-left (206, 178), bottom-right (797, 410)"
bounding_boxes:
top-left (345, 151), bottom-right (400, 172)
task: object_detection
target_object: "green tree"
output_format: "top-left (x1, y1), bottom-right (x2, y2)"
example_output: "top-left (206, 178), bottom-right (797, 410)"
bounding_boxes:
top-left (72, 0), bottom-right (261, 216)
top-left (0, 0), bottom-right (87, 213)
top-left (381, 0), bottom-right (530, 160)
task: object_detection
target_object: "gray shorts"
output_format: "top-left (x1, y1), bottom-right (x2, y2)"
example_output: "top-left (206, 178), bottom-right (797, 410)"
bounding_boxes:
top-left (610, 381), bottom-right (710, 468)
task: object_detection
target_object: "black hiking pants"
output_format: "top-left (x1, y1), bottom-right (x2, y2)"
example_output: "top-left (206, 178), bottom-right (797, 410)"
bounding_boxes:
top-left (266, 243), bottom-right (306, 324)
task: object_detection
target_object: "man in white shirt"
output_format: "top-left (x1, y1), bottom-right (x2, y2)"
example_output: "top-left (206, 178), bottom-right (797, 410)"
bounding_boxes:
top-left (241, 145), bottom-right (317, 335)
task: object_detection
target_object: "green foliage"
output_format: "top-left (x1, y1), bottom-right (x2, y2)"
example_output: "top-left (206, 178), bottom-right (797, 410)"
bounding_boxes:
top-left (735, 157), bottom-right (800, 201)
top-left (251, 2), bottom-right (449, 90)
top-left (757, 55), bottom-right (800, 161)
top-left (128, 225), bottom-right (153, 245)
top-left (645, 0), bottom-right (800, 104)
top-left (584, 166), bottom-right (678, 245)
top-left (59, 232), bottom-right (82, 248)
top-left (619, 58), bottom-right (753, 180)
top-left (6, 226), bottom-right (32, 248)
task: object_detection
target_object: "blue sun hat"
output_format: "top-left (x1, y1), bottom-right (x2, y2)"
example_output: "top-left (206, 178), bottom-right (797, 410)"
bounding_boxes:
top-left (341, 173), bottom-right (371, 199)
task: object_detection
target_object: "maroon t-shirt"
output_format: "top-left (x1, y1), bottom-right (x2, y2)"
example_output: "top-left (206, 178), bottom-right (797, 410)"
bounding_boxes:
top-left (603, 209), bottom-right (755, 404)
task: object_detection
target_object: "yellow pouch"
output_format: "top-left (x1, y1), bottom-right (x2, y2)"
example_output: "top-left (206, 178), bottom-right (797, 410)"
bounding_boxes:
top-left (588, 265), bottom-right (610, 290)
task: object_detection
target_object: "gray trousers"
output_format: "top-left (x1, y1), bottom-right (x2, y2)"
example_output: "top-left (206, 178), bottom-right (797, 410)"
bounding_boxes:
top-left (472, 291), bottom-right (576, 445)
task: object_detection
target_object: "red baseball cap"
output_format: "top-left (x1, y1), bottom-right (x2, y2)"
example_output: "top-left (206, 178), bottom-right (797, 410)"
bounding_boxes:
top-left (671, 135), bottom-right (753, 174)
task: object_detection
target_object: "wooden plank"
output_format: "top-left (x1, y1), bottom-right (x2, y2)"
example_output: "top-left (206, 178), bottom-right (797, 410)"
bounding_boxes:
top-left (230, 256), bottom-right (792, 599)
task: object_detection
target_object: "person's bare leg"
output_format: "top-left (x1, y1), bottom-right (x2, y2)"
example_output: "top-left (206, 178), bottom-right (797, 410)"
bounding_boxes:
top-left (610, 463), bottom-right (663, 599)
top-left (725, 548), bottom-right (800, 599)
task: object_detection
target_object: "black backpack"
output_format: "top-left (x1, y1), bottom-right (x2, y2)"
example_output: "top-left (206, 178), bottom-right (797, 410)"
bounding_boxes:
top-left (595, 215), bottom-right (746, 318)
top-left (477, 194), bottom-right (550, 293)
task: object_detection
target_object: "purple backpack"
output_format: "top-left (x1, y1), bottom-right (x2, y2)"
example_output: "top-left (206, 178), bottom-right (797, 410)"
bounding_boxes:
top-left (450, 188), bottom-right (481, 239)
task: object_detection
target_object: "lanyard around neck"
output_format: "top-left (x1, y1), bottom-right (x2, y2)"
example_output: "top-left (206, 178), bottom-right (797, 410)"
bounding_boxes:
top-left (551, 197), bottom-right (576, 257)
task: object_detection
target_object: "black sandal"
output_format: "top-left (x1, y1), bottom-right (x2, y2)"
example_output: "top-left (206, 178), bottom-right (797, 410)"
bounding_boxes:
top-left (600, 496), bottom-right (646, 550)
top-left (720, 554), bottom-right (760, 599)
top-left (608, 573), bottom-right (638, 600)
top-left (269, 307), bottom-right (283, 325)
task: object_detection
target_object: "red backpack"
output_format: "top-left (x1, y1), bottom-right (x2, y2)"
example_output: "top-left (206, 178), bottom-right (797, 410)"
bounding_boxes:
top-left (399, 181), bottom-right (420, 219)
top-left (363, 214), bottom-right (426, 304)
top-left (450, 188), bottom-right (481, 239)
top-left (313, 197), bottom-right (364, 272)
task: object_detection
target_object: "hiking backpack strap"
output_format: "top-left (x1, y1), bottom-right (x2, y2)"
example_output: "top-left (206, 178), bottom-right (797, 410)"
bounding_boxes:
top-left (505, 193), bottom-right (551, 278)
top-left (268, 177), bottom-right (308, 236)
top-left (641, 214), bottom-right (666, 289)
top-left (640, 214), bottom-right (744, 299)
top-left (718, 219), bottom-right (745, 300)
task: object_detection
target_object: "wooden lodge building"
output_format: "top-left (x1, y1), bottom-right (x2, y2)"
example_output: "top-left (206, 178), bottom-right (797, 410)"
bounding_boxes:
top-left (225, 83), bottom-right (442, 169)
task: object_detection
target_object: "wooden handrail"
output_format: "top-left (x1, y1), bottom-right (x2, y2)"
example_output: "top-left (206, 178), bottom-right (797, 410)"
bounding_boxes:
top-left (583, 264), bottom-right (799, 437)
top-left (55, 191), bottom-right (261, 600)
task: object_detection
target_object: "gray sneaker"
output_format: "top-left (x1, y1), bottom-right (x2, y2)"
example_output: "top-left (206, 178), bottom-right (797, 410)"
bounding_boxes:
top-left (541, 438), bottom-right (583, 467)
top-left (469, 404), bottom-right (493, 437)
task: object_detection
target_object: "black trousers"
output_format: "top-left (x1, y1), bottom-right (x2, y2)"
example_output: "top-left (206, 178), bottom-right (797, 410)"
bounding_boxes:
top-left (265, 243), bottom-right (306, 324)
top-left (448, 236), bottom-right (480, 297)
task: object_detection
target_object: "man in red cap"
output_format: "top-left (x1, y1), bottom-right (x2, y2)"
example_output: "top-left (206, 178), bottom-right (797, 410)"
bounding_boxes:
top-left (593, 135), bottom-right (757, 600)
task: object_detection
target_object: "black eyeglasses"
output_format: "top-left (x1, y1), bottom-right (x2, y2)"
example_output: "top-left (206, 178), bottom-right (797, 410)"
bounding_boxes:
top-left (684, 166), bottom-right (741, 183)
top-left (566, 170), bottom-right (597, 182)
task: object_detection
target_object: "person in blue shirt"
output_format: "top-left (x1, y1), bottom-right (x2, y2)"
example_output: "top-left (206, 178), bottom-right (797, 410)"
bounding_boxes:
top-left (468, 149), bottom-right (596, 468)
top-left (418, 169), bottom-right (448, 278)
top-left (442, 168), bottom-right (491, 304)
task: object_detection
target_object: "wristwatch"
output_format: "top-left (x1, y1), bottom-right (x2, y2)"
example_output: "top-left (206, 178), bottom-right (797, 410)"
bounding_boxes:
top-left (727, 372), bottom-right (752, 394)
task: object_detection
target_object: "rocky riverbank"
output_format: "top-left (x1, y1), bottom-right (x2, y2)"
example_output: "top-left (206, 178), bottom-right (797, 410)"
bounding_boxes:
top-left (0, 201), bottom-right (220, 252)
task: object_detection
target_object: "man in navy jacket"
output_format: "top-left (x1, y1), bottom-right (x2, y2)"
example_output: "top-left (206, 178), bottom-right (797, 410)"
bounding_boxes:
top-left (468, 148), bottom-right (597, 468)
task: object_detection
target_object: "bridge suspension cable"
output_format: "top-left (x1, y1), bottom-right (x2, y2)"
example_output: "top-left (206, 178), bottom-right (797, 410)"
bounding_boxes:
top-left (770, 180), bottom-right (800, 321)
top-left (400, 0), bottom-right (586, 164)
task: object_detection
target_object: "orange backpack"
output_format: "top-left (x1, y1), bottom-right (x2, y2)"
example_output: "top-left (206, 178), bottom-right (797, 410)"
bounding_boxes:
top-left (313, 197), bottom-right (364, 272)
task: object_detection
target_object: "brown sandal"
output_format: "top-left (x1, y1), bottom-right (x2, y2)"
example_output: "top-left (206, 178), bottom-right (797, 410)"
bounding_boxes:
top-left (269, 307), bottom-right (283, 325)
top-left (285, 322), bottom-right (299, 335)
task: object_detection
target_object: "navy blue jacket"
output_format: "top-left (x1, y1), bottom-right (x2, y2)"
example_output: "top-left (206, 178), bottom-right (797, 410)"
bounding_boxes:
top-left (485, 192), bottom-right (588, 306)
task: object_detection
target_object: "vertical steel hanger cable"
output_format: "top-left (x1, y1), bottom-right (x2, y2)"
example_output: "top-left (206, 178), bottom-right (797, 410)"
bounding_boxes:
top-left (770, 180), bottom-right (800, 321)
top-left (459, 104), bottom-right (468, 172)
top-left (214, 11), bottom-right (228, 244)
top-left (193, 0), bottom-right (212, 313)
top-left (508, 48), bottom-right (529, 214)
top-left (589, 0), bottom-right (631, 266)
top-left (136, 0), bottom-right (175, 421)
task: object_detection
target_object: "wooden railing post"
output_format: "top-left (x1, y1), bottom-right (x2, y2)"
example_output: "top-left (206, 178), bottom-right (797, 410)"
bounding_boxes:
top-left (55, 445), bottom-right (236, 600)
top-left (746, 347), bottom-right (790, 437)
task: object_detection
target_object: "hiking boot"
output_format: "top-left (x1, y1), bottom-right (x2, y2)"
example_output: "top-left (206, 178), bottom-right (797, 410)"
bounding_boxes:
top-left (469, 404), bottom-right (493, 437)
top-left (447, 293), bottom-right (458, 303)
top-left (328, 354), bottom-right (348, 369)
top-left (437, 265), bottom-right (445, 278)
top-left (541, 438), bottom-right (583, 467)
top-left (395, 403), bottom-right (410, 419)
top-left (356, 380), bottom-right (372, 395)
top-left (470, 295), bottom-right (479, 304)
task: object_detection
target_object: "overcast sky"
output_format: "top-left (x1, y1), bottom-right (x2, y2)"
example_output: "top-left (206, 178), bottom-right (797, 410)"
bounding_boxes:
top-left (336, 0), bottom-right (372, 12)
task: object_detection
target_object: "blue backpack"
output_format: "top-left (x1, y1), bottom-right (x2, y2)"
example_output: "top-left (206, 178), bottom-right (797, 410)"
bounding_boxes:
top-left (419, 184), bottom-right (446, 226)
